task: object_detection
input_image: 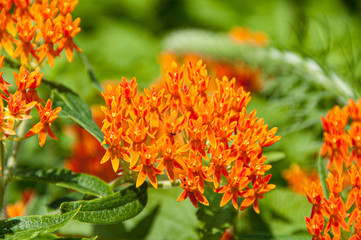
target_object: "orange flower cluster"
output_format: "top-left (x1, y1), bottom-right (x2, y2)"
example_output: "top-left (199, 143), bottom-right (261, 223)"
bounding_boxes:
top-left (159, 28), bottom-right (268, 94)
top-left (160, 53), bottom-right (264, 93)
top-left (100, 60), bottom-right (281, 212)
top-left (65, 106), bottom-right (118, 182)
top-left (305, 99), bottom-right (361, 240)
top-left (0, 55), bottom-right (60, 146)
top-left (229, 27), bottom-right (268, 47)
top-left (0, 0), bottom-right (81, 67)
top-left (282, 163), bottom-right (320, 195)
top-left (5, 188), bottom-right (33, 218)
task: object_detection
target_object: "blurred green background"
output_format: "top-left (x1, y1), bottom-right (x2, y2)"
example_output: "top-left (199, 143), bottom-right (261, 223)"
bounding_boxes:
top-left (7, 0), bottom-right (361, 239)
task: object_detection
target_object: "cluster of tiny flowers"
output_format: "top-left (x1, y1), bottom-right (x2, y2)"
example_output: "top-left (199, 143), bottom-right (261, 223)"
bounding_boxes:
top-left (0, 0), bottom-right (81, 67)
top-left (305, 99), bottom-right (361, 240)
top-left (0, 55), bottom-right (61, 146)
top-left (100, 60), bottom-right (281, 212)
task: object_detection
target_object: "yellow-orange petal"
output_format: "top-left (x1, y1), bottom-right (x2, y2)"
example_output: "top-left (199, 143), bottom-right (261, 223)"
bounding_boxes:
top-left (220, 191), bottom-right (232, 207)
top-left (136, 168), bottom-right (147, 187)
top-left (177, 190), bottom-right (188, 202)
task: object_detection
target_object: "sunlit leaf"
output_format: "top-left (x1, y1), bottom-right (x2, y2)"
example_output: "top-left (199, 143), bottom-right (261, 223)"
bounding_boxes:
top-left (0, 207), bottom-right (80, 240)
top-left (12, 168), bottom-right (113, 197)
top-left (60, 183), bottom-right (147, 224)
top-left (30, 233), bottom-right (97, 240)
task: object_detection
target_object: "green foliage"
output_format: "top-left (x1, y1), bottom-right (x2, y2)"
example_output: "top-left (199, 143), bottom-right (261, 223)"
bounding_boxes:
top-left (29, 233), bottom-right (97, 240)
top-left (162, 29), bottom-right (354, 102)
top-left (260, 188), bottom-right (310, 236)
top-left (12, 168), bottom-right (113, 197)
top-left (196, 187), bottom-right (237, 240)
top-left (60, 183), bottom-right (147, 224)
top-left (43, 80), bottom-right (104, 144)
top-left (0, 207), bottom-right (80, 240)
top-left (317, 154), bottom-right (330, 198)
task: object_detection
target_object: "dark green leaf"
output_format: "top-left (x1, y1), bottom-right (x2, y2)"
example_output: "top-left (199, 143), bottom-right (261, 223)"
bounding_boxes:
top-left (197, 187), bottom-right (237, 240)
top-left (12, 168), bottom-right (113, 197)
top-left (43, 79), bottom-right (103, 143)
top-left (77, 52), bottom-right (103, 92)
top-left (317, 154), bottom-right (330, 198)
top-left (60, 183), bottom-right (147, 224)
top-left (0, 207), bottom-right (80, 240)
top-left (30, 233), bottom-right (97, 240)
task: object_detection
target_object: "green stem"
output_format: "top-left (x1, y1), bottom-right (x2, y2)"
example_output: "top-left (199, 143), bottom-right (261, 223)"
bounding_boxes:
top-left (0, 140), bottom-right (4, 213)
top-left (3, 122), bottom-right (27, 188)
top-left (0, 121), bottom-right (27, 216)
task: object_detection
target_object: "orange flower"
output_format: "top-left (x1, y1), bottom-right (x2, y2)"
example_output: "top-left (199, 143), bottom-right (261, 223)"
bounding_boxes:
top-left (349, 123), bottom-right (361, 167)
top-left (24, 99), bottom-right (61, 147)
top-left (305, 214), bottom-right (330, 240)
top-left (216, 167), bottom-right (250, 210)
top-left (177, 174), bottom-right (209, 208)
top-left (0, 99), bottom-right (16, 136)
top-left (349, 99), bottom-right (361, 123)
top-left (0, 9), bottom-right (14, 56)
top-left (323, 194), bottom-right (349, 239)
top-left (240, 174), bottom-right (275, 213)
top-left (57, 0), bottom-right (78, 16)
top-left (37, 19), bottom-right (62, 67)
top-left (157, 136), bottom-right (184, 182)
top-left (229, 27), bottom-right (268, 47)
top-left (57, 13), bottom-right (81, 62)
top-left (100, 123), bottom-right (129, 172)
top-left (207, 141), bottom-right (234, 188)
top-left (5, 92), bottom-right (37, 128)
top-left (183, 150), bottom-right (211, 192)
top-left (13, 18), bottom-right (38, 65)
top-left (5, 188), bottom-right (34, 218)
top-left (144, 85), bottom-right (166, 129)
top-left (99, 58), bottom-right (279, 210)
top-left (282, 163), bottom-right (320, 195)
top-left (164, 62), bottom-right (184, 111)
top-left (305, 182), bottom-right (325, 218)
top-left (131, 143), bottom-right (163, 189)
top-left (126, 118), bottom-right (150, 167)
top-left (13, 66), bottom-right (44, 104)
top-left (0, 55), bottom-right (12, 96)
top-left (185, 117), bottom-right (209, 160)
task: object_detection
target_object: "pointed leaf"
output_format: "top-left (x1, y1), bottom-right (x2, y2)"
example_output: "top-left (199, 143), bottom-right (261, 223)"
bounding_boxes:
top-left (317, 154), bottom-right (330, 198)
top-left (78, 52), bottom-right (103, 92)
top-left (60, 183), bottom-right (147, 224)
top-left (12, 168), bottom-right (113, 197)
top-left (0, 207), bottom-right (80, 240)
top-left (30, 233), bottom-right (97, 240)
top-left (43, 79), bottom-right (103, 143)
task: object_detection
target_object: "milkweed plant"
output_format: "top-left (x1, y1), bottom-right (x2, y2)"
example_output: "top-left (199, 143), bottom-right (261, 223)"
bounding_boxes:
top-left (0, 1), bottom-right (357, 240)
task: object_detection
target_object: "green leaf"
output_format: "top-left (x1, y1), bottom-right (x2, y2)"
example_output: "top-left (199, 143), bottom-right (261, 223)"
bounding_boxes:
top-left (43, 79), bottom-right (104, 144)
top-left (317, 153), bottom-right (330, 198)
top-left (60, 183), bottom-right (147, 224)
top-left (0, 207), bottom-right (80, 240)
top-left (260, 187), bottom-right (310, 236)
top-left (77, 52), bottom-right (103, 92)
top-left (196, 187), bottom-right (237, 240)
top-left (12, 168), bottom-right (113, 197)
top-left (264, 151), bottom-right (286, 163)
top-left (30, 233), bottom-right (97, 240)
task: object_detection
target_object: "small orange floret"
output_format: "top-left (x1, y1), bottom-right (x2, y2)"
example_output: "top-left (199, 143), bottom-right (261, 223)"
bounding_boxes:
top-left (24, 99), bottom-right (61, 147)
top-left (177, 174), bottom-right (209, 208)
